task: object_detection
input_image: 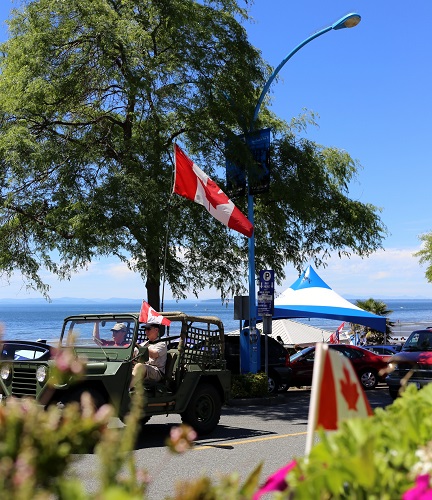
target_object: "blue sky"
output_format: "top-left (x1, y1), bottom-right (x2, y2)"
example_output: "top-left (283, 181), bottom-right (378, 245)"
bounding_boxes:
top-left (0, 0), bottom-right (431, 300)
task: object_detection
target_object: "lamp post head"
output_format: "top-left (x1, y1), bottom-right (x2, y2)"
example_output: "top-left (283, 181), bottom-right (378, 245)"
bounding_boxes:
top-left (332, 13), bottom-right (361, 30)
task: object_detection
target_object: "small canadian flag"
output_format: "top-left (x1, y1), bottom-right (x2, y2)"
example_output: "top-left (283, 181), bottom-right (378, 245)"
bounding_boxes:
top-left (173, 144), bottom-right (253, 238)
top-left (305, 342), bottom-right (373, 454)
top-left (139, 300), bottom-right (171, 326)
top-left (256, 342), bottom-right (374, 498)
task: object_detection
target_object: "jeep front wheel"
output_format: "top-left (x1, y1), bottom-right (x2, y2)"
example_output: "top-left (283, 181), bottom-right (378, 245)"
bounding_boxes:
top-left (181, 383), bottom-right (221, 435)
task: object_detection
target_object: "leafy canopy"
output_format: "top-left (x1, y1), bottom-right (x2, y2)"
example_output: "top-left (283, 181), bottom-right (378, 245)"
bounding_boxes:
top-left (0, 0), bottom-right (386, 307)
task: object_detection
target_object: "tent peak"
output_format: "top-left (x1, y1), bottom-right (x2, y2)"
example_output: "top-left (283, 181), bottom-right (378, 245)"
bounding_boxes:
top-left (291, 265), bottom-right (331, 291)
top-left (274, 265), bottom-right (387, 333)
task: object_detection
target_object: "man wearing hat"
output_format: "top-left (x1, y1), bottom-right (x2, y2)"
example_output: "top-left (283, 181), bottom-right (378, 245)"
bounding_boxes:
top-left (130, 322), bottom-right (167, 387)
top-left (93, 322), bottom-right (130, 347)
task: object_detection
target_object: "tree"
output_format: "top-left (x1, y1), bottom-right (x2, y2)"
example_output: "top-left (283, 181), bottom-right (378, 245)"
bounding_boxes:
top-left (415, 233), bottom-right (432, 284)
top-left (352, 298), bottom-right (394, 344)
top-left (0, 0), bottom-right (387, 309)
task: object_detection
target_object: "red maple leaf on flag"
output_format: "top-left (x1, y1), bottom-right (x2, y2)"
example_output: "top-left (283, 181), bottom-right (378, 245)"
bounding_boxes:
top-left (197, 177), bottom-right (230, 210)
top-left (339, 365), bottom-right (360, 410)
top-left (173, 144), bottom-right (253, 237)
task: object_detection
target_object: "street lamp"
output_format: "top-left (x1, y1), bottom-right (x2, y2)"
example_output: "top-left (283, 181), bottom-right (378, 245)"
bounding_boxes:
top-left (247, 13), bottom-right (361, 340)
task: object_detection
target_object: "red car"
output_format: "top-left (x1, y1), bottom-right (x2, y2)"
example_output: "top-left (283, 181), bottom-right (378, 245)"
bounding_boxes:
top-left (286, 344), bottom-right (389, 390)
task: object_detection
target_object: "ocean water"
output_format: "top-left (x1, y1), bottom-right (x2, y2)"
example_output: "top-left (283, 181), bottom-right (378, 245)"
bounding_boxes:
top-left (0, 298), bottom-right (431, 342)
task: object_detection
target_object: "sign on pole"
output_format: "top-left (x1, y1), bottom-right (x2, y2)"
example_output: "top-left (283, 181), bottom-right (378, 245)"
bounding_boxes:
top-left (258, 269), bottom-right (274, 316)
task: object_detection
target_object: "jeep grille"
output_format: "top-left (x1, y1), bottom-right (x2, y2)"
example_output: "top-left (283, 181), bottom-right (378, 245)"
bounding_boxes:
top-left (11, 366), bottom-right (38, 397)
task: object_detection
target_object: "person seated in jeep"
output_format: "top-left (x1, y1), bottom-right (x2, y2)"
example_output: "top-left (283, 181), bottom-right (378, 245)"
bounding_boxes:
top-left (130, 323), bottom-right (167, 388)
top-left (93, 322), bottom-right (130, 347)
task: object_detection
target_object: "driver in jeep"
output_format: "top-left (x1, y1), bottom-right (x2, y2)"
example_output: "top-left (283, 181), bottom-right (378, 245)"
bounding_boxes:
top-left (130, 323), bottom-right (167, 388)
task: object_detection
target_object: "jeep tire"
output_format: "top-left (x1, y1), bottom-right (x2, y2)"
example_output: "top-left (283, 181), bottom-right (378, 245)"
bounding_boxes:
top-left (181, 383), bottom-right (221, 435)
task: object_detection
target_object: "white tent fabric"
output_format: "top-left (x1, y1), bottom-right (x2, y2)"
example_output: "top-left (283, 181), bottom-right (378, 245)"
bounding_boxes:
top-left (269, 319), bottom-right (350, 346)
top-left (272, 265), bottom-right (386, 333)
top-left (228, 319), bottom-right (350, 346)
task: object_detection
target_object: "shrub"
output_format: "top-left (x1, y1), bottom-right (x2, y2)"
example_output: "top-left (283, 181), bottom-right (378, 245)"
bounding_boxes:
top-left (284, 383), bottom-right (432, 498)
top-left (231, 373), bottom-right (269, 398)
top-left (0, 394), bottom-right (114, 499)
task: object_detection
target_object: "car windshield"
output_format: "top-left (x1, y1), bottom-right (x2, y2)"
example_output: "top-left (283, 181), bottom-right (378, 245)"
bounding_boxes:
top-left (60, 318), bottom-right (137, 347)
top-left (1, 342), bottom-right (51, 361)
top-left (403, 331), bottom-right (432, 351)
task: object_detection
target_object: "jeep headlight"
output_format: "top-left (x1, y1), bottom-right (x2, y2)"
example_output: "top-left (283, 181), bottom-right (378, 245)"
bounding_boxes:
top-left (36, 365), bottom-right (48, 383)
top-left (0, 364), bottom-right (11, 380)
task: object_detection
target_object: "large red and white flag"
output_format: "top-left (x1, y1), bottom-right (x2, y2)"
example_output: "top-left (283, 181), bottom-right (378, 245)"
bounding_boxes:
top-left (173, 144), bottom-right (253, 238)
top-left (329, 322), bottom-right (345, 344)
top-left (139, 300), bottom-right (171, 326)
top-left (305, 342), bottom-right (373, 455)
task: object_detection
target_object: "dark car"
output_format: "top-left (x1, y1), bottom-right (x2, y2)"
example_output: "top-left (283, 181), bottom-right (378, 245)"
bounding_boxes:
top-left (386, 328), bottom-right (432, 399)
top-left (287, 344), bottom-right (389, 390)
top-left (224, 334), bottom-right (291, 394)
top-left (363, 344), bottom-right (402, 363)
top-left (364, 344), bottom-right (402, 356)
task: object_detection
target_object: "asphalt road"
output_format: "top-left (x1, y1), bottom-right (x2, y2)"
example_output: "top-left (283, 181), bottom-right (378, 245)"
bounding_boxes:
top-left (70, 385), bottom-right (393, 499)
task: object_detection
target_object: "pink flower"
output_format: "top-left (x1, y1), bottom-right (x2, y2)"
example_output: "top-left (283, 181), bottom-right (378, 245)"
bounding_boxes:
top-left (166, 424), bottom-right (197, 454)
top-left (253, 460), bottom-right (297, 500)
top-left (404, 475), bottom-right (432, 500)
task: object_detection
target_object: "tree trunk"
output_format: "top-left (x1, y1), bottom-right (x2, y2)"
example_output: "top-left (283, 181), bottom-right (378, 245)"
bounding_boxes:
top-left (146, 278), bottom-right (160, 311)
top-left (145, 243), bottom-right (162, 311)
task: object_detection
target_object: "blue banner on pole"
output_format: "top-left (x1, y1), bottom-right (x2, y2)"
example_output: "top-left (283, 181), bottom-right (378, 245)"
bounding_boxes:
top-left (225, 128), bottom-right (271, 197)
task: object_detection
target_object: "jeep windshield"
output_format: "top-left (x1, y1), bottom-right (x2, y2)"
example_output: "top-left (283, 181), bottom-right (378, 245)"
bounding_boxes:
top-left (60, 316), bottom-right (138, 348)
top-left (402, 330), bottom-right (432, 351)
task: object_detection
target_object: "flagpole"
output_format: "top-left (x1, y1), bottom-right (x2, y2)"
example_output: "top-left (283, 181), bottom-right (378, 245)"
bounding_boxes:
top-left (247, 13), bottom-right (361, 343)
top-left (305, 342), bottom-right (327, 456)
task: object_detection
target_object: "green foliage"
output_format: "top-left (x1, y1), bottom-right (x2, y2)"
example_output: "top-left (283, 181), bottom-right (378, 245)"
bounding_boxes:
top-left (351, 298), bottom-right (395, 343)
top-left (0, 378), bottom-right (156, 499)
top-left (0, 0), bottom-right (386, 307)
top-left (230, 372), bottom-right (268, 398)
top-left (3, 355), bottom-right (432, 498)
top-left (0, 394), bottom-right (113, 499)
top-left (170, 463), bottom-right (263, 500)
top-left (415, 233), bottom-right (432, 283)
top-left (284, 384), bottom-right (432, 499)
top-left (166, 384), bottom-right (432, 499)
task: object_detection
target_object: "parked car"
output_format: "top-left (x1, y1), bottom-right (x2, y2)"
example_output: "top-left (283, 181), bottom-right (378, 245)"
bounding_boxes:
top-left (224, 334), bottom-right (291, 394)
top-left (286, 344), bottom-right (389, 390)
top-left (386, 328), bottom-right (432, 399)
top-left (363, 344), bottom-right (402, 363)
top-left (364, 344), bottom-right (402, 356)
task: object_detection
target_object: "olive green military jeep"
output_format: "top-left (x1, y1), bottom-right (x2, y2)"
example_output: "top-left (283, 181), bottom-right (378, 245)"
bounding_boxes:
top-left (0, 311), bottom-right (231, 435)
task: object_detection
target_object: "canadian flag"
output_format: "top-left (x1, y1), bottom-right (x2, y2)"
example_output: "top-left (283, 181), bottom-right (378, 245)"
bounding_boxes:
top-left (305, 342), bottom-right (373, 455)
top-left (329, 322), bottom-right (345, 344)
top-left (173, 144), bottom-right (253, 238)
top-left (139, 300), bottom-right (171, 326)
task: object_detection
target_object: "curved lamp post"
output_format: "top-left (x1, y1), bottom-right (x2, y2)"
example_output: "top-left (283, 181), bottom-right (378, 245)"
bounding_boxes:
top-left (247, 13), bottom-right (361, 341)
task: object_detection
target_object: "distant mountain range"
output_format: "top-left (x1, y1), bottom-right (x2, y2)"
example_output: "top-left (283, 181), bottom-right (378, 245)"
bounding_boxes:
top-left (0, 296), bottom-right (432, 305)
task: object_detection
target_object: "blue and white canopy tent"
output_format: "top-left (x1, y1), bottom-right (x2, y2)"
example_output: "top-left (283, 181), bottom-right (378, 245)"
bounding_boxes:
top-left (272, 266), bottom-right (386, 333)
